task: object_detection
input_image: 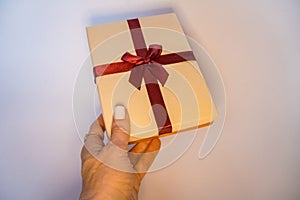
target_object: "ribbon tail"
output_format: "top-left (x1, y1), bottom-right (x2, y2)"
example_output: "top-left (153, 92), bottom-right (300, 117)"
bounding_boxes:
top-left (128, 65), bottom-right (145, 90)
top-left (149, 63), bottom-right (169, 86)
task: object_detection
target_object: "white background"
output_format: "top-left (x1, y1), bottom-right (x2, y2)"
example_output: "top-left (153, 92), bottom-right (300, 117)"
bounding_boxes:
top-left (1, 0), bottom-right (300, 199)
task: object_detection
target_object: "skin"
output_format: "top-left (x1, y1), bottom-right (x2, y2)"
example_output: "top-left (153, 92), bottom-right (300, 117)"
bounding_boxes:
top-left (79, 113), bottom-right (161, 200)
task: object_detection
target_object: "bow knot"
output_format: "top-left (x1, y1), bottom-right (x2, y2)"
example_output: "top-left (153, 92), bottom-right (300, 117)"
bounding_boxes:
top-left (121, 44), bottom-right (163, 65)
top-left (121, 44), bottom-right (169, 90)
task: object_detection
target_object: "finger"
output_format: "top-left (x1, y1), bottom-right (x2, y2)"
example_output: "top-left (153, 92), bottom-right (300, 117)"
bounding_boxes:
top-left (128, 139), bottom-right (153, 166)
top-left (111, 105), bottom-right (130, 150)
top-left (81, 118), bottom-right (105, 161)
top-left (95, 106), bottom-right (133, 172)
top-left (134, 138), bottom-right (161, 178)
top-left (97, 114), bottom-right (106, 132)
top-left (97, 142), bottom-right (134, 173)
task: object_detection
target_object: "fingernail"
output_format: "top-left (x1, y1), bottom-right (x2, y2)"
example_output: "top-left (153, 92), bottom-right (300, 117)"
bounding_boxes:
top-left (114, 105), bottom-right (125, 120)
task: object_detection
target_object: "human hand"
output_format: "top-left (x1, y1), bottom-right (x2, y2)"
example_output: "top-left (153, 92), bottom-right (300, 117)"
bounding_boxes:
top-left (79, 105), bottom-right (161, 200)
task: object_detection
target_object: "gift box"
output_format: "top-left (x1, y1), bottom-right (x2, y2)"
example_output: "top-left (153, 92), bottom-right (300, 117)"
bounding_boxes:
top-left (86, 13), bottom-right (218, 142)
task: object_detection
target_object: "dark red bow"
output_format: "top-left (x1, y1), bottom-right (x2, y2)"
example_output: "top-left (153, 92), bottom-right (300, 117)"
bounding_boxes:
top-left (121, 44), bottom-right (169, 90)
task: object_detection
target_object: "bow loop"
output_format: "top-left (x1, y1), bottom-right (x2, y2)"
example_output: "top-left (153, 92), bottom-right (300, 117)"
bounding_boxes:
top-left (121, 52), bottom-right (145, 65)
top-left (147, 44), bottom-right (162, 59)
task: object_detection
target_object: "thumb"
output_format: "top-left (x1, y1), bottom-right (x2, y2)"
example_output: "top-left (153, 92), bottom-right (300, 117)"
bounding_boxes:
top-left (111, 105), bottom-right (130, 150)
top-left (96, 106), bottom-right (133, 172)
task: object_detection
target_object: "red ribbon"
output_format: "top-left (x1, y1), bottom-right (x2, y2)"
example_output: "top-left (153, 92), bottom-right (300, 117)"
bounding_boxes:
top-left (121, 44), bottom-right (169, 90)
top-left (93, 18), bottom-right (196, 135)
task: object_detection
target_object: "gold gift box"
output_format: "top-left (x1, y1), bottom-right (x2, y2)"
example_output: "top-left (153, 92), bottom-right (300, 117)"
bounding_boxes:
top-left (86, 13), bottom-right (217, 142)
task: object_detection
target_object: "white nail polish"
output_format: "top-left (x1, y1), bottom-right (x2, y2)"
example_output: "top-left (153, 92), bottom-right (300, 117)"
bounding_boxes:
top-left (114, 105), bottom-right (125, 120)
